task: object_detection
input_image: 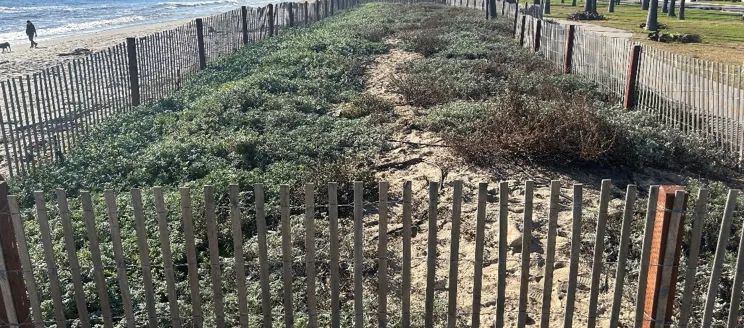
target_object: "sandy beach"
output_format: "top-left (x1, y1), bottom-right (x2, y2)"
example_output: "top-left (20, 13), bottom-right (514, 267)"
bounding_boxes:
top-left (0, 18), bottom-right (193, 78)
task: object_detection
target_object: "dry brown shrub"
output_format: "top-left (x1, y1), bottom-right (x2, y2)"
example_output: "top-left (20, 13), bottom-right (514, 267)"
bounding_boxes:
top-left (444, 93), bottom-right (618, 166)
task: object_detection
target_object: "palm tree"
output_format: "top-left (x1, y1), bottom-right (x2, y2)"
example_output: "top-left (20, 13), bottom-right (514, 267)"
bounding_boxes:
top-left (646, 0), bottom-right (659, 30)
top-left (642, 0), bottom-right (650, 10)
top-left (608, 0), bottom-right (615, 12)
top-left (669, 0), bottom-right (677, 16)
top-left (679, 0), bottom-right (686, 19)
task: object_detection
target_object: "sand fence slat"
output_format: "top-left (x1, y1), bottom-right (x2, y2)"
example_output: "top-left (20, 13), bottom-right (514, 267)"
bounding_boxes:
top-left (180, 187), bottom-right (203, 327)
top-left (609, 185), bottom-right (637, 328)
top-left (563, 184), bottom-right (583, 328)
top-left (280, 185), bottom-right (294, 326)
top-left (727, 190), bottom-right (744, 328)
top-left (402, 181), bottom-right (412, 328)
top-left (702, 189), bottom-right (739, 326)
top-left (131, 188), bottom-right (158, 328)
top-left (424, 181), bottom-right (439, 327)
top-left (33, 191), bottom-right (66, 327)
top-left (517, 180), bottom-right (534, 327)
top-left (0, 82), bottom-right (16, 178)
top-left (81, 192), bottom-right (114, 328)
top-left (0, 213), bottom-right (18, 326)
top-left (204, 185), bottom-right (226, 327)
top-left (539, 181), bottom-right (561, 328)
top-left (7, 195), bottom-right (44, 327)
top-left (378, 181), bottom-right (389, 326)
top-left (587, 179), bottom-right (612, 328)
top-left (678, 189), bottom-right (709, 326)
top-left (154, 187), bottom-right (182, 327)
top-left (56, 189), bottom-right (91, 327)
top-left (353, 181), bottom-right (364, 328)
top-left (328, 182), bottom-right (341, 328)
top-left (496, 181), bottom-right (509, 328)
top-left (471, 182), bottom-right (488, 328)
top-left (307, 183), bottom-right (318, 328)
top-left (255, 184), bottom-right (272, 328)
top-left (228, 184), bottom-right (250, 327)
top-left (447, 180), bottom-right (463, 328)
top-left (633, 186), bottom-right (660, 328)
top-left (104, 190), bottom-right (135, 327)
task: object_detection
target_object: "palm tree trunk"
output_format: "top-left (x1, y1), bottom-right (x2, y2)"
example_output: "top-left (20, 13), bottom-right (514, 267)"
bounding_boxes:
top-left (571, 0), bottom-right (576, 6)
top-left (489, 0), bottom-right (497, 18)
top-left (608, 0), bottom-right (615, 12)
top-left (663, 0), bottom-right (669, 13)
top-left (646, 0), bottom-right (659, 30)
top-left (584, 0), bottom-right (592, 12)
top-left (642, 0), bottom-right (650, 10)
top-left (544, 0), bottom-right (551, 14)
top-left (669, 0), bottom-right (676, 16)
top-left (679, 0), bottom-right (686, 19)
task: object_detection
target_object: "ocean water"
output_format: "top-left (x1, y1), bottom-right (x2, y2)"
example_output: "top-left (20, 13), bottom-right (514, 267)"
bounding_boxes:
top-left (0, 0), bottom-right (272, 42)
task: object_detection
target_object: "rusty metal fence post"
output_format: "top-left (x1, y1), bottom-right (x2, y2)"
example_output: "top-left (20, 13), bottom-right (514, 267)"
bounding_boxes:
top-left (0, 182), bottom-right (31, 326)
top-left (564, 25), bottom-right (576, 74)
top-left (624, 45), bottom-right (642, 110)
top-left (642, 186), bottom-right (688, 328)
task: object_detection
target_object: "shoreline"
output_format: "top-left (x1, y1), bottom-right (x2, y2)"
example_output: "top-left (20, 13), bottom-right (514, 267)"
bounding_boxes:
top-left (0, 17), bottom-right (196, 78)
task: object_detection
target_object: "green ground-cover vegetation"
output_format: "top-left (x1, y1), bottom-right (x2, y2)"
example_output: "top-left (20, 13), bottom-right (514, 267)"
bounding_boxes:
top-left (9, 2), bottom-right (744, 327)
top-left (544, 0), bottom-right (744, 62)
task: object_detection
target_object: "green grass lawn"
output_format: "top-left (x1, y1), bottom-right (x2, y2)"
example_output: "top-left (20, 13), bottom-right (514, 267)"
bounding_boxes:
top-left (691, 0), bottom-right (744, 6)
top-left (544, 0), bottom-right (744, 63)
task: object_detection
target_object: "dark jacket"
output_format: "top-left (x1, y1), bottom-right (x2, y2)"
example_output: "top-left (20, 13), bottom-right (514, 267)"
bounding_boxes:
top-left (26, 23), bottom-right (36, 36)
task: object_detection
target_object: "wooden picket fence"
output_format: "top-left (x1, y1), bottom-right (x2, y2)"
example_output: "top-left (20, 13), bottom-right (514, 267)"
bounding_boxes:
top-left (467, 0), bottom-right (744, 163)
top-left (0, 0), bottom-right (410, 179)
top-left (0, 179), bottom-right (741, 327)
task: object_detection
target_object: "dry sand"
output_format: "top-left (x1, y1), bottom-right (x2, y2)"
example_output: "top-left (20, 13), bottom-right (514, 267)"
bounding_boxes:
top-left (0, 19), bottom-right (193, 78)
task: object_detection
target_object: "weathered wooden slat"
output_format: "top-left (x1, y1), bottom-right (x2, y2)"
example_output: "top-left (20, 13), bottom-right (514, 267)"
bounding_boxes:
top-left (633, 186), bottom-right (660, 328)
top-left (7, 196), bottom-right (44, 327)
top-left (402, 181), bottom-right (412, 328)
top-left (425, 181), bottom-right (439, 327)
top-left (56, 189), bottom-right (91, 328)
top-left (654, 190), bottom-right (688, 328)
top-left (587, 179), bottom-right (612, 328)
top-left (154, 187), bottom-right (182, 328)
top-left (353, 181), bottom-right (364, 328)
top-left (306, 183), bottom-right (318, 328)
top-left (34, 192), bottom-right (67, 327)
top-left (0, 224), bottom-right (18, 325)
top-left (702, 189), bottom-right (739, 327)
top-left (539, 181), bottom-right (561, 328)
top-left (131, 188), bottom-right (158, 328)
top-left (678, 189), bottom-right (709, 326)
top-left (728, 190), bottom-right (744, 328)
top-left (104, 190), bottom-right (135, 327)
top-left (203, 186), bottom-right (226, 327)
top-left (447, 180), bottom-right (463, 328)
top-left (471, 182), bottom-right (488, 328)
top-left (609, 185), bottom-right (637, 328)
top-left (328, 183), bottom-right (340, 328)
top-left (378, 181), bottom-right (389, 327)
top-left (80, 192), bottom-right (114, 328)
top-left (563, 184), bottom-right (583, 328)
top-left (227, 184), bottom-right (250, 327)
top-left (280, 185), bottom-right (294, 327)
top-left (255, 184), bottom-right (273, 328)
top-left (517, 180), bottom-right (534, 328)
top-left (180, 187), bottom-right (203, 327)
top-left (496, 181), bottom-right (509, 328)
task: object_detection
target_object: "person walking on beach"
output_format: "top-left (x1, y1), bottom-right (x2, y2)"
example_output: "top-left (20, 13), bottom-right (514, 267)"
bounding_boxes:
top-left (26, 21), bottom-right (38, 48)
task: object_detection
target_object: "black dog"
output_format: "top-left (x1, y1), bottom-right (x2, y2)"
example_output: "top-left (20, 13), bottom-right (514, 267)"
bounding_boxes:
top-left (0, 42), bottom-right (10, 53)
